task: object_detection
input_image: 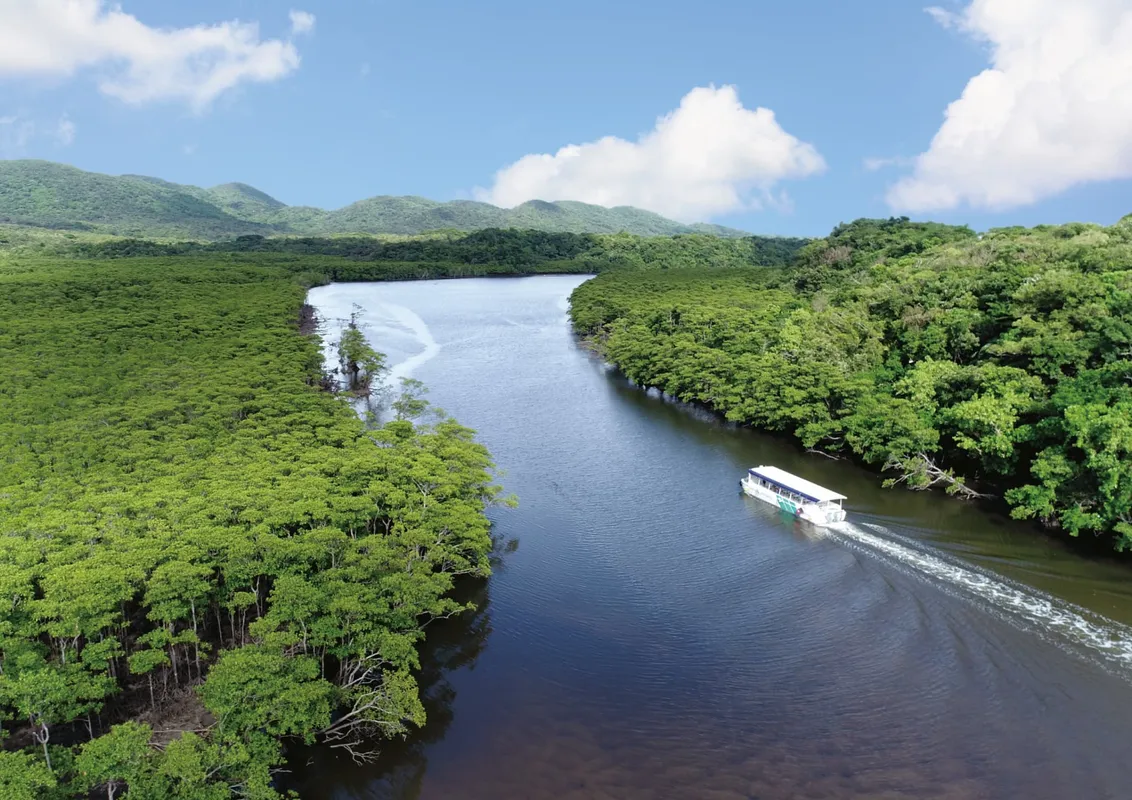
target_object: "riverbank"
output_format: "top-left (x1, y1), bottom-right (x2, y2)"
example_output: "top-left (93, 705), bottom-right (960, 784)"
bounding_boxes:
top-left (0, 256), bottom-right (502, 797)
top-left (567, 217), bottom-right (1132, 552)
top-left (299, 275), bottom-right (1132, 800)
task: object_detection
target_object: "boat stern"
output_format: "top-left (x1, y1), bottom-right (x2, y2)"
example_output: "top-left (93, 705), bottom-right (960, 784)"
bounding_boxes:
top-left (799, 502), bottom-right (846, 527)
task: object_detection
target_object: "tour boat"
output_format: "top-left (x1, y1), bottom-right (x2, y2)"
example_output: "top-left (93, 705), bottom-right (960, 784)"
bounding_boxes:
top-left (741, 465), bottom-right (847, 527)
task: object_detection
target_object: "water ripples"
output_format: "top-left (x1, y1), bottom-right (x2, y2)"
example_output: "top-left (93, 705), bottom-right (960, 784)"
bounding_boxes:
top-left (832, 520), bottom-right (1132, 675)
top-left (301, 277), bottom-right (1132, 800)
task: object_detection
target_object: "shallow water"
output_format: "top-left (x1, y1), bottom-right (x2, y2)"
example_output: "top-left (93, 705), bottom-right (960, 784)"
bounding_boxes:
top-left (300, 276), bottom-right (1132, 800)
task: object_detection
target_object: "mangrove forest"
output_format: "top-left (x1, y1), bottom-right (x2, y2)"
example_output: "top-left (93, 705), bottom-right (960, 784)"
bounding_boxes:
top-left (570, 216), bottom-right (1132, 550)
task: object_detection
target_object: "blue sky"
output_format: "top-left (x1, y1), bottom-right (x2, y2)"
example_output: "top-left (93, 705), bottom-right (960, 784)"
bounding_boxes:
top-left (1, 0), bottom-right (1130, 237)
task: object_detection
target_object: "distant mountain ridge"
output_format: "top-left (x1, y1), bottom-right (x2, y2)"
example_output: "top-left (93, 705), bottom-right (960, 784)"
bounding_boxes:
top-left (0, 160), bottom-right (752, 239)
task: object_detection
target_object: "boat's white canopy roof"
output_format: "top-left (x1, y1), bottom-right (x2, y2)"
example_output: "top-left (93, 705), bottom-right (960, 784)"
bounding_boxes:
top-left (748, 465), bottom-right (846, 503)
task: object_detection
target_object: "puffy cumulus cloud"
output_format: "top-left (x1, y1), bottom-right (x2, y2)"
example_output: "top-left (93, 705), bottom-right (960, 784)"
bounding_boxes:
top-left (289, 10), bottom-right (315, 36)
top-left (888, 0), bottom-right (1132, 212)
top-left (0, 1), bottom-right (313, 111)
top-left (476, 85), bottom-right (825, 222)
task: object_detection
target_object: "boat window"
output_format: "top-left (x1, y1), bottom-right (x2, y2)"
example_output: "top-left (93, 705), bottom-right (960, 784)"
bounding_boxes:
top-left (752, 470), bottom-right (843, 507)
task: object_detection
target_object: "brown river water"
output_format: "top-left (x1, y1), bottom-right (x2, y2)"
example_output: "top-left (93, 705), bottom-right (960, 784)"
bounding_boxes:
top-left (298, 276), bottom-right (1132, 800)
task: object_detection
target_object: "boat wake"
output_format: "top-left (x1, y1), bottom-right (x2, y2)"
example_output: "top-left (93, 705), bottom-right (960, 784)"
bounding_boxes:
top-left (828, 520), bottom-right (1132, 674)
top-left (381, 302), bottom-right (440, 384)
top-left (315, 300), bottom-right (441, 403)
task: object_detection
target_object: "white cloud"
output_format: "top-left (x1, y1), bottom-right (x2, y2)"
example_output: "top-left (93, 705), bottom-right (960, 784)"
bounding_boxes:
top-left (289, 10), bottom-right (315, 36)
top-left (889, 0), bottom-right (1132, 212)
top-left (475, 85), bottom-right (825, 221)
top-left (360, 62), bottom-right (371, 78)
top-left (55, 114), bottom-right (75, 146)
top-left (0, 1), bottom-right (313, 111)
top-left (182, 143), bottom-right (197, 156)
top-left (924, 5), bottom-right (961, 28)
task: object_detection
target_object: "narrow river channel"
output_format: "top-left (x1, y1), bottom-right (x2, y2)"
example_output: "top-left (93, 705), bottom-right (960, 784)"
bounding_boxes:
top-left (301, 276), bottom-right (1132, 800)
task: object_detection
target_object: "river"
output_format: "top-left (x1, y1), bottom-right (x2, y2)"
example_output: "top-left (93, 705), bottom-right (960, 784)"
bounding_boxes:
top-left (300, 275), bottom-right (1132, 800)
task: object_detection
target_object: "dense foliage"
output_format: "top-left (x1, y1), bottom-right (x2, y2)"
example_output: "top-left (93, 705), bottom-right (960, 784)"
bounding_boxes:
top-left (68, 229), bottom-right (810, 276)
top-left (0, 255), bottom-right (506, 797)
top-left (0, 160), bottom-right (754, 239)
top-left (570, 216), bottom-right (1132, 550)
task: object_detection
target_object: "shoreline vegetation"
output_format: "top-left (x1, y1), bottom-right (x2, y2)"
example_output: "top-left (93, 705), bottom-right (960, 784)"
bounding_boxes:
top-left (0, 253), bottom-right (511, 797)
top-left (3, 225), bottom-right (811, 276)
top-left (2, 210), bottom-right (1132, 794)
top-left (569, 215), bottom-right (1132, 553)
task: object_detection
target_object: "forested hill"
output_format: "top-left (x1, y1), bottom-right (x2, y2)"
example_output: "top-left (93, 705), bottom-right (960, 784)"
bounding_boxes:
top-left (570, 215), bottom-right (1132, 551)
top-left (0, 160), bottom-right (751, 239)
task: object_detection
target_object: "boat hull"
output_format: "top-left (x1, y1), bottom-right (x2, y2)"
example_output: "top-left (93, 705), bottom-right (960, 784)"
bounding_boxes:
top-left (741, 477), bottom-right (846, 527)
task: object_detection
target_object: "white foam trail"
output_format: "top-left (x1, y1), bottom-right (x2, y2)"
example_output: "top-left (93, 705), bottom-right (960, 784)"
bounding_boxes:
top-left (830, 520), bottom-right (1132, 672)
top-left (308, 297), bottom-right (439, 395)
top-left (381, 302), bottom-right (440, 384)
